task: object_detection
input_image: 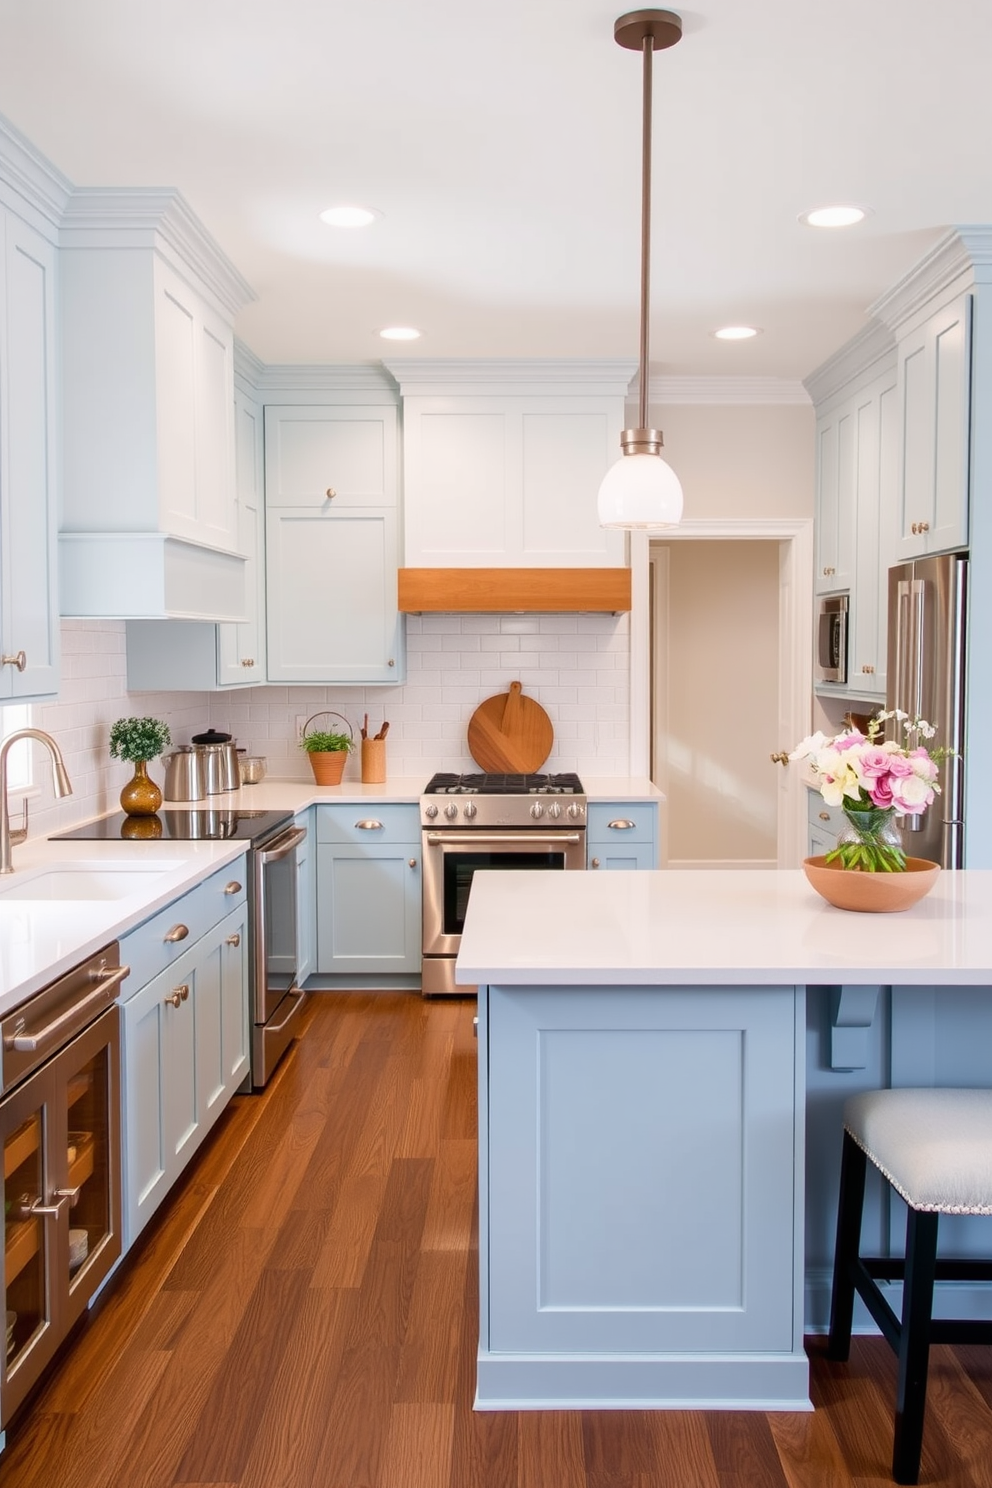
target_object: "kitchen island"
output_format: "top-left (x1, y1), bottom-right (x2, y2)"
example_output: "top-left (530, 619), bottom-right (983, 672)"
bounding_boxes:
top-left (456, 868), bottom-right (992, 1412)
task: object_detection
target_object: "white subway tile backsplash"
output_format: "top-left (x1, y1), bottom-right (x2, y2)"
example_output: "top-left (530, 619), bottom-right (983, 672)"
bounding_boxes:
top-left (13, 610), bottom-right (632, 840)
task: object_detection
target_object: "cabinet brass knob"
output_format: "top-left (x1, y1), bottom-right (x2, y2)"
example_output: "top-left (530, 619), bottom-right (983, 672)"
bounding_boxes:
top-left (224, 881), bottom-right (242, 895)
top-left (408, 858), bottom-right (417, 868)
top-left (819, 811), bottom-right (830, 822)
top-left (180, 983), bottom-right (189, 1002)
top-left (325, 487), bottom-right (336, 499)
top-left (164, 924), bottom-right (189, 943)
top-left (164, 989), bottom-right (182, 1009)
top-left (241, 658), bottom-right (254, 668)
top-left (226, 933), bottom-right (241, 948)
top-left (591, 857), bottom-right (601, 869)
top-left (921, 520), bottom-right (930, 533)
top-left (1, 650), bottom-right (26, 671)
top-left (770, 752), bottom-right (790, 766)
top-left (388, 659), bottom-right (395, 667)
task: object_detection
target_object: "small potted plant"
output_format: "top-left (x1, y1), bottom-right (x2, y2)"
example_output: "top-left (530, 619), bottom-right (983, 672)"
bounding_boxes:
top-left (109, 716), bottom-right (171, 816)
top-left (299, 713), bottom-right (353, 786)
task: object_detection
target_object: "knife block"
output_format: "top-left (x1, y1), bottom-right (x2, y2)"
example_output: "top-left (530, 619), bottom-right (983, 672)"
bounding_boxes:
top-left (361, 738), bottom-right (387, 784)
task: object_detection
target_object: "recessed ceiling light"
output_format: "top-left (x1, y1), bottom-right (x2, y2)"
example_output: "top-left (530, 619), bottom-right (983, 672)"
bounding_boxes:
top-left (800, 205), bottom-right (869, 229)
top-left (713, 325), bottom-right (761, 341)
top-left (319, 204), bottom-right (380, 228)
top-left (379, 326), bottom-right (422, 341)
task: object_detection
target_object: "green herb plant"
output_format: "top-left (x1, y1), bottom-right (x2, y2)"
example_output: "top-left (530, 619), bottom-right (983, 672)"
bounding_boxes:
top-left (299, 728), bottom-right (353, 754)
top-left (109, 716), bottom-right (172, 763)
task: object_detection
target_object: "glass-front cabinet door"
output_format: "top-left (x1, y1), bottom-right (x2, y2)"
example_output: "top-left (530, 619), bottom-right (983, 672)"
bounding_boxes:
top-left (1, 1006), bottom-right (121, 1428)
top-left (2, 1065), bottom-right (58, 1421)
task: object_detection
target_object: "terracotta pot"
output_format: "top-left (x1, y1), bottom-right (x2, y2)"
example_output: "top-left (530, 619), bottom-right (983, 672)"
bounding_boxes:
top-left (119, 760), bottom-right (163, 816)
top-left (308, 750), bottom-right (347, 786)
top-left (803, 855), bottom-right (940, 913)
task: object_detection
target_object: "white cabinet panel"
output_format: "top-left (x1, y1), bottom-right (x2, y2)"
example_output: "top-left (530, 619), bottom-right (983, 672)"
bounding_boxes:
top-left (264, 405), bottom-right (395, 507)
top-left (0, 208), bottom-right (59, 700)
top-left (402, 395), bottom-right (625, 568)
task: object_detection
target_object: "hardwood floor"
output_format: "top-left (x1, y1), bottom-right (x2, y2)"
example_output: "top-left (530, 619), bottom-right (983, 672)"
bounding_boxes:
top-left (5, 992), bottom-right (992, 1487)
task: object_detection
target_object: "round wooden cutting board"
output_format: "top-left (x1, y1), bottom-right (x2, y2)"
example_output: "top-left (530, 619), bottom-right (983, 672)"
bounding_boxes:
top-left (467, 681), bottom-right (554, 773)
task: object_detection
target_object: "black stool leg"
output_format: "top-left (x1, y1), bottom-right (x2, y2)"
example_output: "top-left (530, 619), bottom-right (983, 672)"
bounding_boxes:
top-left (828, 1130), bottom-right (868, 1361)
top-left (893, 1208), bottom-right (939, 1486)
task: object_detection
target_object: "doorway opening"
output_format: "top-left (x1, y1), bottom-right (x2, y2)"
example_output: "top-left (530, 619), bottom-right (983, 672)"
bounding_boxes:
top-left (641, 519), bottom-right (812, 868)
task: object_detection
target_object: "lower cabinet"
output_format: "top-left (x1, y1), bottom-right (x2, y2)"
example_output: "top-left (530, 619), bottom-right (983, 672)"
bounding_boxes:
top-left (807, 791), bottom-right (844, 858)
top-left (119, 871), bottom-right (248, 1249)
top-left (587, 801), bottom-right (658, 870)
top-left (315, 804), bottom-right (421, 979)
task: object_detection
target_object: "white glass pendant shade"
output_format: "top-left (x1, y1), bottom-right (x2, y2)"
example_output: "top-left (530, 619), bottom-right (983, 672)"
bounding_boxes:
top-left (597, 452), bottom-right (684, 528)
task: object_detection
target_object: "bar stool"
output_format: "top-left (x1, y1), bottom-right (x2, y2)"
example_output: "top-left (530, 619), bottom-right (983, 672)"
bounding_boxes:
top-left (827, 1088), bottom-right (992, 1484)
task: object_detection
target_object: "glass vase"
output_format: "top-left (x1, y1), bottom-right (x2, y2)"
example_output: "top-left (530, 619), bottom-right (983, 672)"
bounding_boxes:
top-left (119, 759), bottom-right (163, 817)
top-left (830, 806), bottom-right (905, 872)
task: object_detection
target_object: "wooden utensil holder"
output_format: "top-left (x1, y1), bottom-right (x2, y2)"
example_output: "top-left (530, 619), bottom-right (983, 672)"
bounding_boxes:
top-left (361, 737), bottom-right (387, 784)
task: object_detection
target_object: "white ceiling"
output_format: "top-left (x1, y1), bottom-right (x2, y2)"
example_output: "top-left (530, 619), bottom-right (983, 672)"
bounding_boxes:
top-left (1, 0), bottom-right (990, 380)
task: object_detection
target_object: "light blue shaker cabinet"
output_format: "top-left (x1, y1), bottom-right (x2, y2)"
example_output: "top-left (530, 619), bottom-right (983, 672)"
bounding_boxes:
top-left (118, 863), bottom-right (248, 1249)
top-left (314, 804), bottom-right (421, 981)
top-left (586, 801), bottom-right (659, 870)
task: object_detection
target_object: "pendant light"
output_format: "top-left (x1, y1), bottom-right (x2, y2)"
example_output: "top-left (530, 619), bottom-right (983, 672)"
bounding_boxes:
top-left (598, 9), bottom-right (684, 529)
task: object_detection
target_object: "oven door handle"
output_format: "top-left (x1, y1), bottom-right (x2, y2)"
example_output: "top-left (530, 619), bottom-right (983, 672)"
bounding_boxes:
top-left (257, 825), bottom-right (307, 864)
top-left (425, 832), bottom-right (582, 847)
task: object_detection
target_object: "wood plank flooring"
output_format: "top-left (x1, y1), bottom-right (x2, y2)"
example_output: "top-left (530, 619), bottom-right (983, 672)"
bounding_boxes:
top-left (5, 992), bottom-right (992, 1486)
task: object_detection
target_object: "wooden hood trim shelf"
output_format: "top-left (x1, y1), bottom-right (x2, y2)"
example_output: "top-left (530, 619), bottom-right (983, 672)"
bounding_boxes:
top-left (397, 567), bottom-right (632, 614)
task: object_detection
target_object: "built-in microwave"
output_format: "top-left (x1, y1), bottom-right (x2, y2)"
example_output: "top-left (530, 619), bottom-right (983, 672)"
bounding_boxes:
top-left (816, 592), bottom-right (848, 684)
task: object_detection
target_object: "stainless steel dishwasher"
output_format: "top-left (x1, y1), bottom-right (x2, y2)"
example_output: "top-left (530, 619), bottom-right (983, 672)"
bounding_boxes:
top-left (1, 944), bottom-right (128, 1429)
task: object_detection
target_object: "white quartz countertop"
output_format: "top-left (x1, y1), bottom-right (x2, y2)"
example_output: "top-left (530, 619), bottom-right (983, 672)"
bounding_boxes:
top-left (0, 835), bottom-right (249, 1014)
top-left (0, 775), bottom-right (663, 1016)
top-left (456, 868), bottom-right (992, 987)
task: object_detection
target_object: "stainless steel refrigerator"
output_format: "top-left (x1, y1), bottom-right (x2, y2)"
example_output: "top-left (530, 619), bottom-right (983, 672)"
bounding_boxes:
top-left (886, 553), bottom-right (968, 867)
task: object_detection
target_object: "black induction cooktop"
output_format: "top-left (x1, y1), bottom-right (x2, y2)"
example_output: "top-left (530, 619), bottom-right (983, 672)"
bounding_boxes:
top-left (50, 808), bottom-right (293, 844)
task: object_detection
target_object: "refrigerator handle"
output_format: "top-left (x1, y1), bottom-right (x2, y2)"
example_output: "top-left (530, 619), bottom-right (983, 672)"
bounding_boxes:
top-left (892, 578), bottom-right (911, 716)
top-left (910, 577), bottom-right (925, 719)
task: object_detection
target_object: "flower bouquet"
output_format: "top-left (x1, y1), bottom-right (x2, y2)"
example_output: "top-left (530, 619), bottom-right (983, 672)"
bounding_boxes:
top-left (790, 711), bottom-right (949, 872)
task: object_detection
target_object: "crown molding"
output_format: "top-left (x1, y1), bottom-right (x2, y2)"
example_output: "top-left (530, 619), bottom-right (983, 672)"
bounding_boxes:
top-left (0, 113), bottom-right (73, 233)
top-left (803, 321), bottom-right (896, 407)
top-left (60, 187), bottom-right (256, 319)
top-left (382, 358), bottom-right (637, 398)
top-left (247, 360), bottom-right (399, 396)
top-left (646, 375), bottom-right (811, 406)
top-left (869, 226), bottom-right (992, 332)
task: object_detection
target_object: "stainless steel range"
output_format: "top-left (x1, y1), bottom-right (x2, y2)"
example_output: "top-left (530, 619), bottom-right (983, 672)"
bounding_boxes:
top-left (420, 773), bottom-right (587, 996)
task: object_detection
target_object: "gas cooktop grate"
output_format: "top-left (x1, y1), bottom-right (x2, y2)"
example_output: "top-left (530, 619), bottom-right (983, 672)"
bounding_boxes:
top-left (423, 772), bottom-right (584, 796)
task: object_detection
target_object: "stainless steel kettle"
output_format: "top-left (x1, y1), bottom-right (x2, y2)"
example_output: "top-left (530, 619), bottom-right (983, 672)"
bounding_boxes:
top-left (162, 746), bottom-right (208, 802)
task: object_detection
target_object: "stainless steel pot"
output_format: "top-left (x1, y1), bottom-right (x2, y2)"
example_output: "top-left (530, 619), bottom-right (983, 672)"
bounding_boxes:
top-left (162, 746), bottom-right (207, 802)
top-left (196, 742), bottom-right (240, 794)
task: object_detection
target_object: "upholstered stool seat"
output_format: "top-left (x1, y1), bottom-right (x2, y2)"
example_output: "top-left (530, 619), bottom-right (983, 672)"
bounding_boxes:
top-left (828, 1088), bottom-right (992, 1484)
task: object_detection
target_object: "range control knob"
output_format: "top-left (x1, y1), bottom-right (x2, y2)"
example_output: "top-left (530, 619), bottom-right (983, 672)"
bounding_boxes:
top-left (424, 803), bottom-right (438, 819)
top-left (547, 801), bottom-right (562, 819)
top-left (463, 802), bottom-right (478, 819)
top-left (444, 803), bottom-right (459, 820)
top-left (529, 802), bottom-right (545, 820)
top-left (566, 802), bottom-right (584, 820)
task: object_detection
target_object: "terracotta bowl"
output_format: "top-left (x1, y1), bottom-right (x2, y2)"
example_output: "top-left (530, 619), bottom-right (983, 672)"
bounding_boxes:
top-left (802, 856), bottom-right (941, 913)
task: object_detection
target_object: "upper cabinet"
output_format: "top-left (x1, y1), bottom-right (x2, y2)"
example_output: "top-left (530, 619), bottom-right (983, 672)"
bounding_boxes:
top-left (264, 396), bottom-right (405, 684)
top-left (0, 202), bottom-right (60, 701)
top-left (384, 360), bottom-right (632, 569)
top-left (58, 190), bottom-right (255, 621)
top-left (124, 370), bottom-right (268, 691)
top-left (890, 293), bottom-right (971, 562)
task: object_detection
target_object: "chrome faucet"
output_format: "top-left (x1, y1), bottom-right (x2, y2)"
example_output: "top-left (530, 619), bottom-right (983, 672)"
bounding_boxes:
top-left (0, 729), bottom-right (73, 874)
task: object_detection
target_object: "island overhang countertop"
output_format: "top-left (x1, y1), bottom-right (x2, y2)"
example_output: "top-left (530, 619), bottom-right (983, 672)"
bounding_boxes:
top-left (456, 868), bottom-right (992, 988)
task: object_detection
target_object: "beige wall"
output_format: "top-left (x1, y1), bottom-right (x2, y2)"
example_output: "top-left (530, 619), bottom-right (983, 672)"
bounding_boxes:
top-left (655, 403), bottom-right (815, 521)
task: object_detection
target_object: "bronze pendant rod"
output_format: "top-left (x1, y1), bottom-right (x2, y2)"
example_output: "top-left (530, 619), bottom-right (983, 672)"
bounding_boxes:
top-left (638, 32), bottom-right (653, 436)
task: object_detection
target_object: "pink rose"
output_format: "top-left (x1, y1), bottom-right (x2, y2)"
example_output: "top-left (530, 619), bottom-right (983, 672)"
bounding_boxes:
top-left (857, 746), bottom-right (894, 780)
top-left (868, 777), bottom-right (895, 809)
top-left (835, 731), bottom-right (865, 752)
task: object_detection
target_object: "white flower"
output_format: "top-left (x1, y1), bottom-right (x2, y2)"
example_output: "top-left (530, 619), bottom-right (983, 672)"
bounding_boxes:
top-left (788, 731), bottom-right (827, 762)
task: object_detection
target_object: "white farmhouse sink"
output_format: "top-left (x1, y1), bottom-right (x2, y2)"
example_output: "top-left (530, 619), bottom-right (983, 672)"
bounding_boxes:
top-left (0, 865), bottom-right (172, 902)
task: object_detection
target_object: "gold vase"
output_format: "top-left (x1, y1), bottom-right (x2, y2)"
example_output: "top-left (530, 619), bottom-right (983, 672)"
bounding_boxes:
top-left (120, 759), bottom-right (163, 816)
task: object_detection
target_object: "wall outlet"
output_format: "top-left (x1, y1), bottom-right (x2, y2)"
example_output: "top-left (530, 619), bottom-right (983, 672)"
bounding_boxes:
top-left (295, 715), bottom-right (307, 742)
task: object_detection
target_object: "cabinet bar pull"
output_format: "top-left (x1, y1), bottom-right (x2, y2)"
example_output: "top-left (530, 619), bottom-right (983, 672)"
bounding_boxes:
top-left (606, 819), bottom-right (636, 830)
top-left (3, 966), bottom-right (130, 1054)
top-left (164, 924), bottom-right (189, 943)
top-left (355, 819), bottom-right (384, 830)
top-left (224, 881), bottom-right (242, 894)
